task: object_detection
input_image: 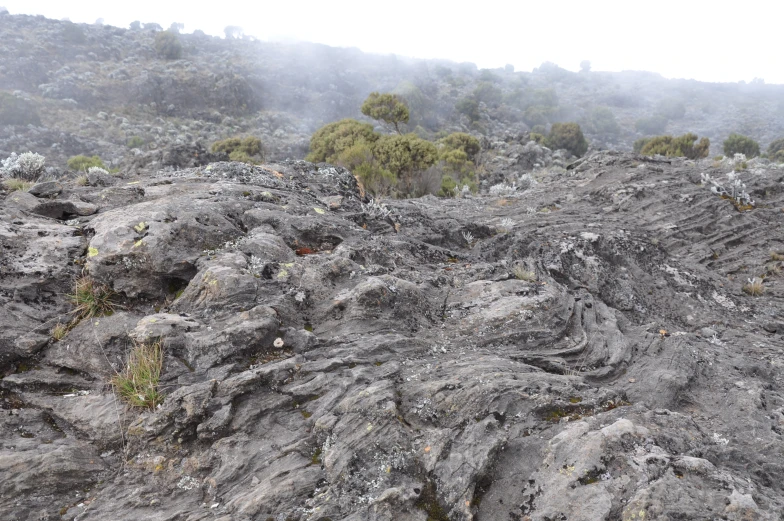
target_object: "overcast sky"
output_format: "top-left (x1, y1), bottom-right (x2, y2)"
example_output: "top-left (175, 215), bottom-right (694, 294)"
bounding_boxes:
top-left (2, 0), bottom-right (780, 84)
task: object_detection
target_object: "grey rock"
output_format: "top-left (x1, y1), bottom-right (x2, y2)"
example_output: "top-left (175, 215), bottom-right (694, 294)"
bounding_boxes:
top-left (28, 180), bottom-right (63, 197)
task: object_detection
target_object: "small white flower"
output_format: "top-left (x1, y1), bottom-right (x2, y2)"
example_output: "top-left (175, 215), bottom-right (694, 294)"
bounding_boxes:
top-left (273, 337), bottom-right (284, 348)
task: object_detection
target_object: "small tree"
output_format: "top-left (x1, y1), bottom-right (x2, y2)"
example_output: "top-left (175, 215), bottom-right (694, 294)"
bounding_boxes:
top-left (154, 30), bottom-right (182, 60)
top-left (723, 133), bottom-right (759, 158)
top-left (547, 123), bottom-right (589, 157)
top-left (361, 92), bottom-right (410, 134)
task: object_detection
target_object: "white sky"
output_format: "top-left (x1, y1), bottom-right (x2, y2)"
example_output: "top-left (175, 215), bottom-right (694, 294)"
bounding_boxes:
top-left (2, 0), bottom-right (781, 84)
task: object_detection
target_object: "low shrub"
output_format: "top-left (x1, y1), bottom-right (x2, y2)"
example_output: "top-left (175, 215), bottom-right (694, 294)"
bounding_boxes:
top-left (767, 138), bottom-right (784, 162)
top-left (67, 155), bottom-right (106, 172)
top-left (640, 133), bottom-right (710, 159)
top-left (0, 152), bottom-right (46, 181)
top-left (547, 123), bottom-right (589, 157)
top-left (154, 30), bottom-right (182, 60)
top-left (127, 136), bottom-right (145, 149)
top-left (211, 136), bottom-right (265, 164)
top-left (723, 133), bottom-right (759, 158)
top-left (306, 119), bottom-right (378, 163)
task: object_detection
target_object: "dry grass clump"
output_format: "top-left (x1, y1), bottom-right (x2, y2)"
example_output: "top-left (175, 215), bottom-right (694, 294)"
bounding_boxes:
top-left (111, 340), bottom-right (165, 409)
top-left (69, 276), bottom-right (117, 320)
top-left (51, 322), bottom-right (69, 341)
top-left (3, 178), bottom-right (34, 192)
top-left (513, 265), bottom-right (537, 282)
top-left (74, 175), bottom-right (88, 186)
top-left (742, 278), bottom-right (765, 296)
top-left (770, 251), bottom-right (784, 262)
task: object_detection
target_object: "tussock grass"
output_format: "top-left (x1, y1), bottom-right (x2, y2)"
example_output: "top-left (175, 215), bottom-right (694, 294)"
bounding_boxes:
top-left (75, 175), bottom-right (88, 186)
top-left (51, 322), bottom-right (69, 341)
top-left (770, 251), bottom-right (784, 262)
top-left (513, 265), bottom-right (537, 282)
top-left (111, 340), bottom-right (165, 409)
top-left (3, 178), bottom-right (34, 192)
top-left (69, 276), bottom-right (116, 321)
top-left (742, 278), bottom-right (765, 296)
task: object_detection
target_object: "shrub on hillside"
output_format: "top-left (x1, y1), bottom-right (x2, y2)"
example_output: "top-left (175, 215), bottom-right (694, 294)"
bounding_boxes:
top-left (768, 138), bottom-right (784, 162)
top-left (633, 137), bottom-right (651, 154)
top-left (455, 98), bottom-right (480, 123)
top-left (437, 132), bottom-right (480, 161)
top-left (473, 82), bottom-right (503, 108)
top-left (723, 133), bottom-right (759, 158)
top-left (639, 133), bottom-right (710, 159)
top-left (334, 141), bottom-right (395, 196)
top-left (635, 116), bottom-right (668, 135)
top-left (154, 30), bottom-right (182, 60)
top-left (547, 123), bottom-right (588, 157)
top-left (67, 155), bottom-right (106, 172)
top-left (211, 136), bottom-right (264, 163)
top-left (306, 119), bottom-right (378, 163)
top-left (372, 133), bottom-right (438, 194)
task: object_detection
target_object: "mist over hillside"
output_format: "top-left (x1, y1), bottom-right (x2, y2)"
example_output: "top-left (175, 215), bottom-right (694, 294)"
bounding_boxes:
top-left (2, 12), bottom-right (784, 172)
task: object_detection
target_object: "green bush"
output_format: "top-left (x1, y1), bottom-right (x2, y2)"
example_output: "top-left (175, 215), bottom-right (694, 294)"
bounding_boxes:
top-left (547, 123), bottom-right (589, 157)
top-left (67, 155), bottom-right (106, 172)
top-left (372, 133), bottom-right (438, 193)
top-left (437, 132), bottom-right (480, 161)
top-left (154, 30), bottom-right (182, 60)
top-left (586, 107), bottom-right (620, 136)
top-left (361, 92), bottom-right (410, 134)
top-left (127, 136), bottom-right (145, 149)
top-left (306, 119), bottom-right (378, 163)
top-left (0, 92), bottom-right (41, 126)
top-left (768, 138), bottom-right (784, 162)
top-left (211, 136), bottom-right (264, 164)
top-left (723, 133), bottom-right (759, 158)
top-left (635, 116), bottom-right (668, 135)
top-left (639, 133), bottom-right (710, 159)
top-left (455, 98), bottom-right (480, 123)
top-left (334, 142), bottom-right (395, 195)
top-left (633, 137), bottom-right (651, 154)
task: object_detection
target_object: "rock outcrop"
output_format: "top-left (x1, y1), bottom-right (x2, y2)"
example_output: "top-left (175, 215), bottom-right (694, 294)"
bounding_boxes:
top-left (1, 154), bottom-right (783, 520)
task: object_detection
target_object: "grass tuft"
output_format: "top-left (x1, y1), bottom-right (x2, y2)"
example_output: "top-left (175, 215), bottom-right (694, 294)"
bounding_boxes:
top-left (51, 322), bottom-right (69, 341)
top-left (770, 251), bottom-right (784, 262)
top-left (111, 340), bottom-right (165, 410)
top-left (3, 178), bottom-right (34, 192)
top-left (513, 265), bottom-right (537, 282)
top-left (742, 278), bottom-right (765, 296)
top-left (69, 276), bottom-right (117, 321)
top-left (75, 175), bottom-right (88, 186)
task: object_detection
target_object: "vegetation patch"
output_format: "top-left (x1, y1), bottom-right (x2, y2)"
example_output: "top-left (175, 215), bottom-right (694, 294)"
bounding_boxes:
top-left (111, 340), bottom-right (165, 409)
top-left (69, 276), bottom-right (117, 321)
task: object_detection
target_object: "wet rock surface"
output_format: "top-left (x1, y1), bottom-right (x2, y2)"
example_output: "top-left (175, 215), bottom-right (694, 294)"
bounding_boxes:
top-left (1, 154), bottom-right (784, 520)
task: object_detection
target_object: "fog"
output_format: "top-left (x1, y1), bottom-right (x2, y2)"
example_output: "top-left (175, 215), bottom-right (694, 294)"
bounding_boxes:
top-left (2, 0), bottom-right (781, 84)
